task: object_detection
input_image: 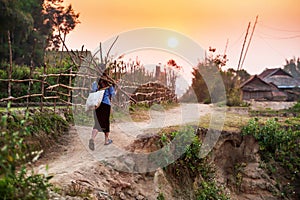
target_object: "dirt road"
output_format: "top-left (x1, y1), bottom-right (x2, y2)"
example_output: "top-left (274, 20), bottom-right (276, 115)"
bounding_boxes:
top-left (35, 103), bottom-right (215, 185)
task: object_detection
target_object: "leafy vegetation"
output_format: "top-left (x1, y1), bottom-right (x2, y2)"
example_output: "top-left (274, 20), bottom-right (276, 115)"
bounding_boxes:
top-left (180, 49), bottom-right (250, 106)
top-left (0, 109), bottom-right (54, 199)
top-left (195, 181), bottom-right (229, 200)
top-left (157, 192), bottom-right (165, 200)
top-left (0, 0), bottom-right (80, 66)
top-left (64, 181), bottom-right (92, 199)
top-left (159, 126), bottom-right (230, 200)
top-left (0, 61), bottom-right (74, 102)
top-left (0, 102), bottom-right (72, 199)
top-left (241, 118), bottom-right (300, 198)
top-left (290, 101), bottom-right (300, 113)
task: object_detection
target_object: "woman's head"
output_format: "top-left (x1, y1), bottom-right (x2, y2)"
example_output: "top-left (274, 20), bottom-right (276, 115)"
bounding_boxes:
top-left (98, 73), bottom-right (109, 88)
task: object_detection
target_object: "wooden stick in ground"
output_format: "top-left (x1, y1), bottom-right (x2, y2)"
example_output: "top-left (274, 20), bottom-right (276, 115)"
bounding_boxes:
top-left (27, 38), bottom-right (36, 111)
top-left (7, 30), bottom-right (13, 111)
top-left (40, 64), bottom-right (46, 111)
top-left (0, 79), bottom-right (48, 83)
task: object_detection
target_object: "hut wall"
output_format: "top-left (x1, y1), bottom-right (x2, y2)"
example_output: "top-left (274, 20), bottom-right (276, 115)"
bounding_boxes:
top-left (242, 91), bottom-right (272, 100)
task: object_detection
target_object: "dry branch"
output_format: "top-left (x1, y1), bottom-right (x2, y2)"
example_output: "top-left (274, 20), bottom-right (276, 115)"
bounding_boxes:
top-left (49, 90), bottom-right (71, 97)
top-left (39, 73), bottom-right (97, 79)
top-left (46, 84), bottom-right (89, 91)
top-left (0, 94), bottom-right (43, 102)
top-left (43, 96), bottom-right (60, 100)
top-left (0, 79), bottom-right (47, 84)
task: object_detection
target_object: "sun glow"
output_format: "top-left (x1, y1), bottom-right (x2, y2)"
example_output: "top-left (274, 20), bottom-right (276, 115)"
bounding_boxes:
top-left (167, 37), bottom-right (179, 48)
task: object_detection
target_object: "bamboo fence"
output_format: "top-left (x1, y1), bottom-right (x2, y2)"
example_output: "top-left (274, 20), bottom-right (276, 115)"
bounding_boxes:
top-left (0, 42), bottom-right (178, 113)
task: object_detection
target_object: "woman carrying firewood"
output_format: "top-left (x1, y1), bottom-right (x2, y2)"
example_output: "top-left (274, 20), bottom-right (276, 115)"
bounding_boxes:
top-left (89, 73), bottom-right (115, 150)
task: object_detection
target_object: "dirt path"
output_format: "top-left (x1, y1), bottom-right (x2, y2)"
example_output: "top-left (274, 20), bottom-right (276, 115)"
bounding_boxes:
top-left (35, 103), bottom-right (213, 186)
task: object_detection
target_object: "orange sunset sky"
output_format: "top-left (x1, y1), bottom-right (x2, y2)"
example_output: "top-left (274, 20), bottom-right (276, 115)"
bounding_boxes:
top-left (64, 0), bottom-right (300, 75)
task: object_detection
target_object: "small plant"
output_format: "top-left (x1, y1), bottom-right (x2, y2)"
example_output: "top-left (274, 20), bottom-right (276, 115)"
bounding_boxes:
top-left (233, 162), bottom-right (246, 192)
top-left (64, 181), bottom-right (92, 198)
top-left (290, 101), bottom-right (300, 113)
top-left (0, 109), bottom-right (52, 199)
top-left (196, 181), bottom-right (230, 200)
top-left (157, 192), bottom-right (165, 200)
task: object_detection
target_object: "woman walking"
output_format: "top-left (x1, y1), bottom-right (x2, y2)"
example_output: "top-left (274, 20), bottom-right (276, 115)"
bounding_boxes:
top-left (89, 74), bottom-right (115, 150)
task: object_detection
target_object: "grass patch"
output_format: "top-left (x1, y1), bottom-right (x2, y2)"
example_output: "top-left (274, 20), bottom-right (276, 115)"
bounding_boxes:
top-left (195, 109), bottom-right (299, 132)
top-left (114, 102), bottom-right (180, 123)
top-left (194, 112), bottom-right (251, 132)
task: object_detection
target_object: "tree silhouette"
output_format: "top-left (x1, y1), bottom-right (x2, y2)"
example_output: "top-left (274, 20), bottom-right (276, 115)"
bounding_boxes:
top-left (181, 48), bottom-right (250, 105)
top-left (43, 0), bottom-right (80, 50)
top-left (0, 0), bottom-right (80, 65)
top-left (284, 57), bottom-right (300, 79)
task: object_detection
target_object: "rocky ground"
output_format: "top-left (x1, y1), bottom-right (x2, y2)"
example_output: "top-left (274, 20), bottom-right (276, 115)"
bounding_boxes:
top-left (34, 102), bottom-right (297, 199)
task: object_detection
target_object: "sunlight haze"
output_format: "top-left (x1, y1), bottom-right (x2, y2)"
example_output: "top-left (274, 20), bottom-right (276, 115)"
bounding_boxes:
top-left (64, 0), bottom-right (300, 75)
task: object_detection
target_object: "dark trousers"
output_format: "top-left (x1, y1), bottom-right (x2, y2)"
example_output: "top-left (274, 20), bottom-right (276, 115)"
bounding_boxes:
top-left (93, 103), bottom-right (111, 133)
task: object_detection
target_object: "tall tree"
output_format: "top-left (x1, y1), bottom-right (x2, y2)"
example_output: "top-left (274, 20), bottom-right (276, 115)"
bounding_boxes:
top-left (0, 0), bottom-right (80, 66)
top-left (43, 0), bottom-right (80, 50)
top-left (181, 48), bottom-right (249, 106)
top-left (0, 0), bottom-right (34, 64)
top-left (190, 49), bottom-right (227, 103)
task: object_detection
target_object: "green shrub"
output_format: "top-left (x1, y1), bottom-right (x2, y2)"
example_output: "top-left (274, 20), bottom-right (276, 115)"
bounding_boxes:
top-left (0, 110), bottom-right (52, 199)
top-left (241, 118), bottom-right (300, 198)
top-left (157, 192), bottom-right (165, 200)
top-left (226, 88), bottom-right (243, 107)
top-left (290, 101), bottom-right (300, 113)
top-left (196, 181), bottom-right (229, 200)
top-left (159, 126), bottom-right (230, 199)
top-left (28, 111), bottom-right (69, 137)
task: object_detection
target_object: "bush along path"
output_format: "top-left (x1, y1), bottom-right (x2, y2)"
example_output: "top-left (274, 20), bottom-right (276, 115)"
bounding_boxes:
top-left (241, 118), bottom-right (300, 199)
top-left (0, 107), bottom-right (70, 199)
top-left (32, 103), bottom-right (299, 200)
top-left (2, 103), bottom-right (299, 199)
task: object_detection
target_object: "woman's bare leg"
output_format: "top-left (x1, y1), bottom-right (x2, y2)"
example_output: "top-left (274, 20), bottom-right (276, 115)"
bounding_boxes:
top-left (91, 128), bottom-right (98, 140)
top-left (89, 129), bottom-right (98, 150)
top-left (104, 132), bottom-right (110, 144)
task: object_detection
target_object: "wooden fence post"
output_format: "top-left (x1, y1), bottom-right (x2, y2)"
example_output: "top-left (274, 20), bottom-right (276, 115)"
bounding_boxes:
top-left (26, 65), bottom-right (33, 111)
top-left (40, 64), bottom-right (46, 111)
top-left (27, 39), bottom-right (36, 111)
top-left (68, 66), bottom-right (73, 112)
top-left (7, 30), bottom-right (13, 111)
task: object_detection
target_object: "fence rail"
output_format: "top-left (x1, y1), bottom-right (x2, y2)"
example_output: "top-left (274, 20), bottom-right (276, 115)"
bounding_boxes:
top-left (0, 50), bottom-right (178, 112)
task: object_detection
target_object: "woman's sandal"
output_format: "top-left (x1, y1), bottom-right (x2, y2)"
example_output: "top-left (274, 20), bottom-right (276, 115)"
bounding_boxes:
top-left (104, 139), bottom-right (113, 145)
top-left (89, 139), bottom-right (95, 150)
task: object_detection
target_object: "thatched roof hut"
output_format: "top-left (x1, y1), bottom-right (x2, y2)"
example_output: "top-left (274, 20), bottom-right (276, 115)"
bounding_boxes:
top-left (259, 68), bottom-right (299, 89)
top-left (241, 68), bottom-right (300, 101)
top-left (240, 75), bottom-right (273, 100)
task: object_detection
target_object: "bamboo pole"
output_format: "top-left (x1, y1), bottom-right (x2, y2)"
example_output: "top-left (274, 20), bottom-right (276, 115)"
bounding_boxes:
top-left (27, 38), bottom-right (36, 111)
top-left (46, 84), bottom-right (89, 90)
top-left (240, 15), bottom-right (258, 70)
top-left (0, 78), bottom-right (48, 83)
top-left (67, 62), bottom-right (73, 112)
top-left (237, 22), bottom-right (251, 71)
top-left (54, 72), bottom-right (60, 113)
top-left (27, 65), bottom-right (33, 111)
top-left (7, 30), bottom-right (12, 111)
top-left (0, 94), bottom-right (43, 102)
top-left (40, 64), bottom-right (46, 111)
